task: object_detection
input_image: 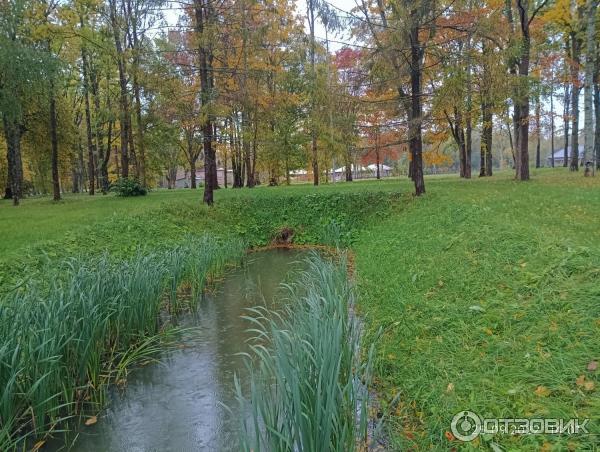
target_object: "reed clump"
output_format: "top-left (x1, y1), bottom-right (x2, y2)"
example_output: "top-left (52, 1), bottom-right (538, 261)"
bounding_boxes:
top-left (0, 235), bottom-right (244, 449)
top-left (235, 252), bottom-right (378, 452)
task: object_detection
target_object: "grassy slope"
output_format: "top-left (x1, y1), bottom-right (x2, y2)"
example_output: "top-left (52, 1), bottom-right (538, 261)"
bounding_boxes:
top-left (1, 169), bottom-right (599, 450)
top-left (353, 170), bottom-right (600, 450)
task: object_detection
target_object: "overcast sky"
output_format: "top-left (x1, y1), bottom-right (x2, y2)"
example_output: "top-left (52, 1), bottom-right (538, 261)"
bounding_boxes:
top-left (162, 0), bottom-right (359, 52)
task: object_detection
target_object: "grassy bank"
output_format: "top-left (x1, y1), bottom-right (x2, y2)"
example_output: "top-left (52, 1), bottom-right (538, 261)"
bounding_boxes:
top-left (0, 237), bottom-right (244, 448)
top-left (2, 169), bottom-right (599, 450)
top-left (353, 170), bottom-right (600, 450)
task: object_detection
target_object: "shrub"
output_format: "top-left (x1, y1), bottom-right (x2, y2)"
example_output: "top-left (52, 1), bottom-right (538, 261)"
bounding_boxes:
top-left (111, 178), bottom-right (147, 197)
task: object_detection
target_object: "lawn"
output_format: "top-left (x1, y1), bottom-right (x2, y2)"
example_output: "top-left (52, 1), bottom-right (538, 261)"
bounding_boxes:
top-left (1, 168), bottom-right (598, 450)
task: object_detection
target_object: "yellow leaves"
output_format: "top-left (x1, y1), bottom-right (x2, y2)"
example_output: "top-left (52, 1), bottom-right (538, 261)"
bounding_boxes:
top-left (576, 374), bottom-right (595, 391)
top-left (85, 415), bottom-right (98, 426)
top-left (31, 440), bottom-right (46, 451)
top-left (534, 385), bottom-right (551, 397)
top-left (446, 382), bottom-right (455, 393)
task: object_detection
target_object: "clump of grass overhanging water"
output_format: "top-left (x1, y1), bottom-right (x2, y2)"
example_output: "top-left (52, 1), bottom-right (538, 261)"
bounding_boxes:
top-left (235, 252), bottom-right (380, 452)
top-left (0, 235), bottom-right (244, 449)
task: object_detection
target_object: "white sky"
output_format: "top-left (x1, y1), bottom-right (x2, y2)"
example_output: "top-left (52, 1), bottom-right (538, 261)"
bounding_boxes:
top-left (295, 0), bottom-right (358, 51)
top-left (162, 0), bottom-right (359, 52)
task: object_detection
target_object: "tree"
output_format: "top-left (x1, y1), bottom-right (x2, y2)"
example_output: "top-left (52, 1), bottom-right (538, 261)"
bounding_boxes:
top-left (507, 0), bottom-right (548, 181)
top-left (0, 0), bottom-right (52, 205)
top-left (582, 0), bottom-right (598, 169)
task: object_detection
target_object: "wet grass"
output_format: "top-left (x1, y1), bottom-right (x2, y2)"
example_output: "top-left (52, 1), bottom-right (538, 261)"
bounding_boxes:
top-left (0, 236), bottom-right (244, 449)
top-left (353, 170), bottom-right (600, 450)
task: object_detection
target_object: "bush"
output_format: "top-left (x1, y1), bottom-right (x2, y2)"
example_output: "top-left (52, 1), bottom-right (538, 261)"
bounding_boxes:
top-left (111, 178), bottom-right (147, 197)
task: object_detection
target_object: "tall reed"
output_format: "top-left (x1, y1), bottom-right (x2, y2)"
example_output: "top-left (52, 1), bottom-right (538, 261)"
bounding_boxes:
top-left (235, 252), bottom-right (377, 452)
top-left (0, 235), bottom-right (244, 449)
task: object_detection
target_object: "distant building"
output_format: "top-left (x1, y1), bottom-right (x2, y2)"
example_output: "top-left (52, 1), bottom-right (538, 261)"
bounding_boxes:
top-left (162, 166), bottom-right (233, 188)
top-left (547, 145), bottom-right (585, 166)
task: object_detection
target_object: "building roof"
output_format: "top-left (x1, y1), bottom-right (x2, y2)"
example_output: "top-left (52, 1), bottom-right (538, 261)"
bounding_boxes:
top-left (547, 145), bottom-right (584, 160)
top-left (333, 164), bottom-right (367, 173)
top-left (367, 163), bottom-right (392, 171)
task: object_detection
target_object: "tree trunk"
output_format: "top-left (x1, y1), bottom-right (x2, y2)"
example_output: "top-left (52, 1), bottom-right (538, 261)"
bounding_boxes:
top-left (550, 75), bottom-right (555, 167)
top-left (570, 31), bottom-right (581, 171)
top-left (409, 17), bottom-right (425, 196)
top-left (515, 0), bottom-right (531, 181)
top-left (583, 0), bottom-right (597, 168)
top-left (131, 10), bottom-right (146, 187)
top-left (535, 92), bottom-right (541, 168)
top-left (345, 145), bottom-right (353, 181)
top-left (375, 130), bottom-right (381, 179)
top-left (594, 53), bottom-right (600, 169)
top-left (465, 35), bottom-right (473, 179)
top-left (481, 100), bottom-right (493, 176)
top-left (194, 0), bottom-right (216, 205)
top-left (563, 78), bottom-right (571, 167)
top-left (109, 0), bottom-right (130, 179)
top-left (49, 90), bottom-right (61, 200)
top-left (2, 117), bottom-right (24, 205)
top-left (190, 158), bottom-right (197, 189)
top-left (308, 0), bottom-right (319, 186)
top-left (80, 26), bottom-right (95, 195)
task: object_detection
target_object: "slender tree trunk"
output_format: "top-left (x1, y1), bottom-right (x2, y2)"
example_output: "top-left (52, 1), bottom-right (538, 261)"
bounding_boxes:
top-left (131, 10), bottom-right (146, 187)
top-left (109, 0), bottom-right (129, 179)
top-left (563, 79), bottom-right (571, 166)
top-left (80, 36), bottom-right (95, 195)
top-left (3, 117), bottom-right (24, 205)
top-left (194, 0), bottom-right (216, 205)
top-left (550, 75), bottom-right (555, 167)
top-left (409, 16), bottom-right (425, 195)
top-left (481, 100), bottom-right (493, 176)
top-left (308, 0), bottom-right (318, 186)
top-left (583, 0), bottom-right (597, 168)
top-left (570, 31), bottom-right (581, 171)
top-left (49, 87), bottom-right (61, 200)
top-left (515, 0), bottom-right (531, 181)
top-left (594, 52), bottom-right (600, 169)
top-left (535, 92), bottom-right (541, 168)
top-left (190, 158), bottom-right (197, 189)
top-left (465, 34), bottom-right (473, 179)
top-left (375, 129), bottom-right (381, 179)
top-left (101, 124), bottom-right (112, 194)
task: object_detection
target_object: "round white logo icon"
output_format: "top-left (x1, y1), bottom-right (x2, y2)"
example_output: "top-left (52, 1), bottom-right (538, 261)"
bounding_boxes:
top-left (451, 410), bottom-right (482, 442)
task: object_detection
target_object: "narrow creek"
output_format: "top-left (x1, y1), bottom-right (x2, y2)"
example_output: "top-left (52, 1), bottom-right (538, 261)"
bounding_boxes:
top-left (48, 249), bottom-right (308, 452)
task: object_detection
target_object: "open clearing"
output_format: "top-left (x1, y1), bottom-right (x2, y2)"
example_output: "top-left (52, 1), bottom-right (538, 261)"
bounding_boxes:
top-left (1, 169), bottom-right (599, 450)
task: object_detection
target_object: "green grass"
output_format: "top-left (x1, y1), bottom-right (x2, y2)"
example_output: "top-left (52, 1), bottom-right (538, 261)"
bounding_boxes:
top-left (0, 236), bottom-right (245, 448)
top-left (235, 252), bottom-right (376, 451)
top-left (1, 168), bottom-right (599, 450)
top-left (353, 169), bottom-right (600, 450)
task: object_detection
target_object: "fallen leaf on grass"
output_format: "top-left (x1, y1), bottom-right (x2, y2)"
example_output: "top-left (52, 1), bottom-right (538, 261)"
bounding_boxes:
top-left (584, 381), bottom-right (595, 391)
top-left (534, 386), bottom-right (550, 397)
top-left (444, 431), bottom-right (455, 441)
top-left (85, 416), bottom-right (97, 426)
top-left (446, 383), bottom-right (454, 393)
top-left (576, 375), bottom-right (586, 387)
top-left (31, 441), bottom-right (45, 451)
top-left (587, 360), bottom-right (598, 372)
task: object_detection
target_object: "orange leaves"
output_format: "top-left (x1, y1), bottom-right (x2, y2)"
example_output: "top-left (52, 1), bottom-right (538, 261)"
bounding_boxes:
top-left (534, 385), bottom-right (551, 397)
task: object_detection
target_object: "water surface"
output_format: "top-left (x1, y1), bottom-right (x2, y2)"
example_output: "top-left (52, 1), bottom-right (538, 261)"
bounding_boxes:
top-left (50, 249), bottom-right (306, 452)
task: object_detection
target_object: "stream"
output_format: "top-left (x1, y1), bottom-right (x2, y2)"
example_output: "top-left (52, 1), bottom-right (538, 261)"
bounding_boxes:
top-left (48, 248), bottom-right (307, 452)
